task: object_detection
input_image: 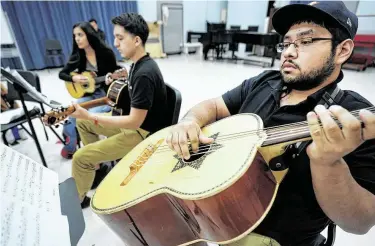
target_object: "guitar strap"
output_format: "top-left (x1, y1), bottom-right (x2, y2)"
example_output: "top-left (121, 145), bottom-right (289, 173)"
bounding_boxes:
top-left (296, 84), bottom-right (345, 154)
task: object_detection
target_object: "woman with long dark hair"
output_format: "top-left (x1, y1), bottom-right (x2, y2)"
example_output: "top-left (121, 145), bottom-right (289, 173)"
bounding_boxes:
top-left (59, 21), bottom-right (120, 159)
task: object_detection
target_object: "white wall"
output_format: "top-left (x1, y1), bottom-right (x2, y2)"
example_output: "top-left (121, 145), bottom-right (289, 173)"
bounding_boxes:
top-left (226, 0), bottom-right (268, 56)
top-left (138, 0), bottom-right (226, 42)
top-left (226, 0), bottom-right (268, 32)
top-left (206, 0), bottom-right (227, 23)
top-left (138, 0), bottom-right (157, 22)
top-left (356, 0), bottom-right (375, 35)
top-left (183, 0), bottom-right (227, 41)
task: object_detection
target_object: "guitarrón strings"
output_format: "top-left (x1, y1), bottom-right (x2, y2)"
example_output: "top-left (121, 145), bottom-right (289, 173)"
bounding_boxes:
top-left (153, 106), bottom-right (375, 157)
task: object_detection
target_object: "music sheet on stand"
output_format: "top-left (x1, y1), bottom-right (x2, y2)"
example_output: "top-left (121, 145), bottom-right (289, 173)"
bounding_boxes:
top-left (0, 145), bottom-right (71, 246)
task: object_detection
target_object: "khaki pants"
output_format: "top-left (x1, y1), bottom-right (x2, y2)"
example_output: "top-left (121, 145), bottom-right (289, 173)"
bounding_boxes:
top-left (72, 116), bottom-right (149, 201)
top-left (224, 233), bottom-right (281, 246)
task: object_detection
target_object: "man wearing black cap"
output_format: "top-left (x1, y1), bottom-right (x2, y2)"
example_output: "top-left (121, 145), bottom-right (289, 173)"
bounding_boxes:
top-left (167, 1), bottom-right (375, 245)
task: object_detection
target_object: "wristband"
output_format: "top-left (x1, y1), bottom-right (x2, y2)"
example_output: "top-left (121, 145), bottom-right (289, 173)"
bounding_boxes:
top-left (93, 116), bottom-right (99, 126)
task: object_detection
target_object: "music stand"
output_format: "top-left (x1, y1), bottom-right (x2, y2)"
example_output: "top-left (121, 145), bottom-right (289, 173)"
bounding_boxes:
top-left (1, 68), bottom-right (52, 167)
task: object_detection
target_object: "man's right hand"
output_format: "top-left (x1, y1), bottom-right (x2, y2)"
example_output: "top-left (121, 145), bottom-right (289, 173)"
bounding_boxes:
top-left (72, 75), bottom-right (88, 84)
top-left (166, 120), bottom-right (214, 160)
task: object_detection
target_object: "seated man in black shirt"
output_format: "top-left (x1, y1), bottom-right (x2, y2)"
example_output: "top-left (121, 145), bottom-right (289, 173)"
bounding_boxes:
top-left (71, 13), bottom-right (168, 208)
top-left (167, 2), bottom-right (375, 246)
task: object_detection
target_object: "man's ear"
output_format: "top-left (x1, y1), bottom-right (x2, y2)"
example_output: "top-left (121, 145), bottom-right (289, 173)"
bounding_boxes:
top-left (334, 39), bottom-right (354, 65)
top-left (135, 36), bottom-right (142, 47)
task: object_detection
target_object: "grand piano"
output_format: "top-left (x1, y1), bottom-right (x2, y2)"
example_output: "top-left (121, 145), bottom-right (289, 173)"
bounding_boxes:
top-left (187, 29), bottom-right (281, 67)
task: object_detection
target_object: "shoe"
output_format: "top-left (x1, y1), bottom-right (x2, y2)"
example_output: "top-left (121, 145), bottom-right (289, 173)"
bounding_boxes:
top-left (5, 129), bottom-right (16, 145)
top-left (18, 128), bottom-right (28, 140)
top-left (61, 148), bottom-right (75, 159)
top-left (91, 165), bottom-right (110, 189)
top-left (81, 196), bottom-right (91, 209)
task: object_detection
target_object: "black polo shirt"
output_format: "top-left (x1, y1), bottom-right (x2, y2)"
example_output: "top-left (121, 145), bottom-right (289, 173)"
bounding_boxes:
top-left (128, 54), bottom-right (168, 133)
top-left (222, 70), bottom-right (375, 246)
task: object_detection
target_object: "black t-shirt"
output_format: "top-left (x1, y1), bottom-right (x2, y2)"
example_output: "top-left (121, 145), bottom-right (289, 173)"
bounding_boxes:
top-left (128, 54), bottom-right (168, 133)
top-left (222, 70), bottom-right (375, 246)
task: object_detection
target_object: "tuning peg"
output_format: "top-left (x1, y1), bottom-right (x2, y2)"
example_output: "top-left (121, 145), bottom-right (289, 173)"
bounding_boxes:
top-left (64, 120), bottom-right (68, 124)
top-left (55, 124), bottom-right (59, 128)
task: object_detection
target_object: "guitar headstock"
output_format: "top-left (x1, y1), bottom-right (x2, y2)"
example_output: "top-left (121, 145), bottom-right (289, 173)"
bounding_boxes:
top-left (43, 106), bottom-right (73, 126)
top-left (110, 68), bottom-right (128, 81)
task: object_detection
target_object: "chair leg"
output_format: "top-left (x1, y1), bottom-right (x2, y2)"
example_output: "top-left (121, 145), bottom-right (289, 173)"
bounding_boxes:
top-left (20, 124), bottom-right (32, 138)
top-left (2, 132), bottom-right (9, 146)
top-left (38, 117), bottom-right (49, 141)
top-left (18, 92), bottom-right (48, 167)
top-left (48, 126), bottom-right (66, 145)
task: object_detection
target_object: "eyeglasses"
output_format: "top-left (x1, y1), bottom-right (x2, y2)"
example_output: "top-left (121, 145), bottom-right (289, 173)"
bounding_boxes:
top-left (276, 37), bottom-right (333, 53)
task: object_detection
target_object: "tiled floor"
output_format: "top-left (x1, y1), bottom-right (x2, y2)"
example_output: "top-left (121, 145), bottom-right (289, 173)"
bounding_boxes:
top-left (4, 54), bottom-right (375, 246)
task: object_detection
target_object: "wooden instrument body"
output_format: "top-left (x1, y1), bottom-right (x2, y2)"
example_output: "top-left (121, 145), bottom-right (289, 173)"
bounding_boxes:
top-left (91, 114), bottom-right (287, 245)
top-left (107, 80), bottom-right (130, 116)
top-left (66, 70), bottom-right (127, 99)
top-left (66, 71), bottom-right (98, 99)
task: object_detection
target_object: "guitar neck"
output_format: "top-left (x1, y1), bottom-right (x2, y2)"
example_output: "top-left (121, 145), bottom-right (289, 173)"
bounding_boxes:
top-left (261, 106), bottom-right (374, 147)
top-left (64, 97), bottom-right (110, 115)
top-left (80, 97), bottom-right (109, 109)
top-left (94, 76), bottom-right (106, 85)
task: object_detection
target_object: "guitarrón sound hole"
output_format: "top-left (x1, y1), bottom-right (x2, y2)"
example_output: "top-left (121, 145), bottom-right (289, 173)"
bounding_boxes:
top-left (185, 144), bottom-right (211, 162)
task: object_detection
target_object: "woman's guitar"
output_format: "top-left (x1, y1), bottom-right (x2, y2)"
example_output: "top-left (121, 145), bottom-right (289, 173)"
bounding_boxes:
top-left (44, 80), bottom-right (130, 125)
top-left (66, 70), bottom-right (127, 99)
top-left (90, 107), bottom-right (374, 246)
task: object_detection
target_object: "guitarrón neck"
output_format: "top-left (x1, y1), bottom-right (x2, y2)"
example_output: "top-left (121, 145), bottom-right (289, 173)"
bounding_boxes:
top-left (261, 106), bottom-right (374, 147)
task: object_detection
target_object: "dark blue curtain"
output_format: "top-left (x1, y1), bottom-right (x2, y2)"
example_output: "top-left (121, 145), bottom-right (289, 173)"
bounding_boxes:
top-left (1, 1), bottom-right (137, 70)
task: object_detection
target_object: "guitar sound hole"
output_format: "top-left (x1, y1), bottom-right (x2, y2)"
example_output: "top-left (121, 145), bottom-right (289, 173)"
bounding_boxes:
top-left (185, 144), bottom-right (210, 162)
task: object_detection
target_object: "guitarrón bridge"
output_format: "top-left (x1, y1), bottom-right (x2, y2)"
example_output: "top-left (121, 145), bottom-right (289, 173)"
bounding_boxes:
top-left (120, 139), bottom-right (164, 186)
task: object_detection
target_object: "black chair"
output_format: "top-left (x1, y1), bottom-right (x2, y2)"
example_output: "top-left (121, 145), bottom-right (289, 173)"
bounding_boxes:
top-left (45, 39), bottom-right (65, 69)
top-left (206, 22), bottom-right (226, 32)
top-left (319, 223), bottom-right (336, 246)
top-left (229, 25), bottom-right (241, 53)
top-left (1, 70), bottom-right (65, 167)
top-left (164, 83), bottom-right (182, 126)
top-left (245, 26), bottom-right (259, 53)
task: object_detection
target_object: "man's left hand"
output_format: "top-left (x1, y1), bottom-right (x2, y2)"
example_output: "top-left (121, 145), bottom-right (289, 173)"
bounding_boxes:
top-left (306, 105), bottom-right (374, 165)
top-left (70, 103), bottom-right (91, 120)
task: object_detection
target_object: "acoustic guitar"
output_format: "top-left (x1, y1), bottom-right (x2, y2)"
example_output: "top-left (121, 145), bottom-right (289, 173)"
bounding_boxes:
top-left (90, 107), bottom-right (374, 246)
top-left (66, 70), bottom-right (127, 99)
top-left (44, 80), bottom-right (130, 126)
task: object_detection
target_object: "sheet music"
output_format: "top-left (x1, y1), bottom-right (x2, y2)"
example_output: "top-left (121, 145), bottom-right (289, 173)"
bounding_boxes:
top-left (0, 145), bottom-right (71, 246)
top-left (1, 197), bottom-right (70, 246)
top-left (0, 145), bottom-right (60, 214)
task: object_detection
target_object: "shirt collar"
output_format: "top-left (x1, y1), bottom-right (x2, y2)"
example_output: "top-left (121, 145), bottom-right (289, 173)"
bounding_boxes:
top-left (267, 70), bottom-right (344, 103)
top-left (306, 70), bottom-right (344, 103)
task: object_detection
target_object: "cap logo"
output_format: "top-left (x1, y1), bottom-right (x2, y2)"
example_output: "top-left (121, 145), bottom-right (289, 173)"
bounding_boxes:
top-left (309, 1), bottom-right (318, 6)
top-left (347, 18), bottom-right (352, 27)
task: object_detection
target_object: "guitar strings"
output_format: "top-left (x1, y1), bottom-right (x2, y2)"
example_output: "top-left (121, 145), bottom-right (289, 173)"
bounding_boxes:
top-left (153, 107), bottom-right (375, 155)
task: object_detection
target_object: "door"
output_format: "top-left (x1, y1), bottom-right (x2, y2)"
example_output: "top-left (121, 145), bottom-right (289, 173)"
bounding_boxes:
top-left (160, 3), bottom-right (183, 55)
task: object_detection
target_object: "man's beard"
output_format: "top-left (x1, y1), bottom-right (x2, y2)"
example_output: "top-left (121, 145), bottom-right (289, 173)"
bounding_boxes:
top-left (281, 53), bottom-right (336, 91)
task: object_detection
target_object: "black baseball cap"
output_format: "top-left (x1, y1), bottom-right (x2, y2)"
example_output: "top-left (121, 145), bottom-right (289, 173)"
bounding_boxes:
top-left (272, 1), bottom-right (358, 39)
